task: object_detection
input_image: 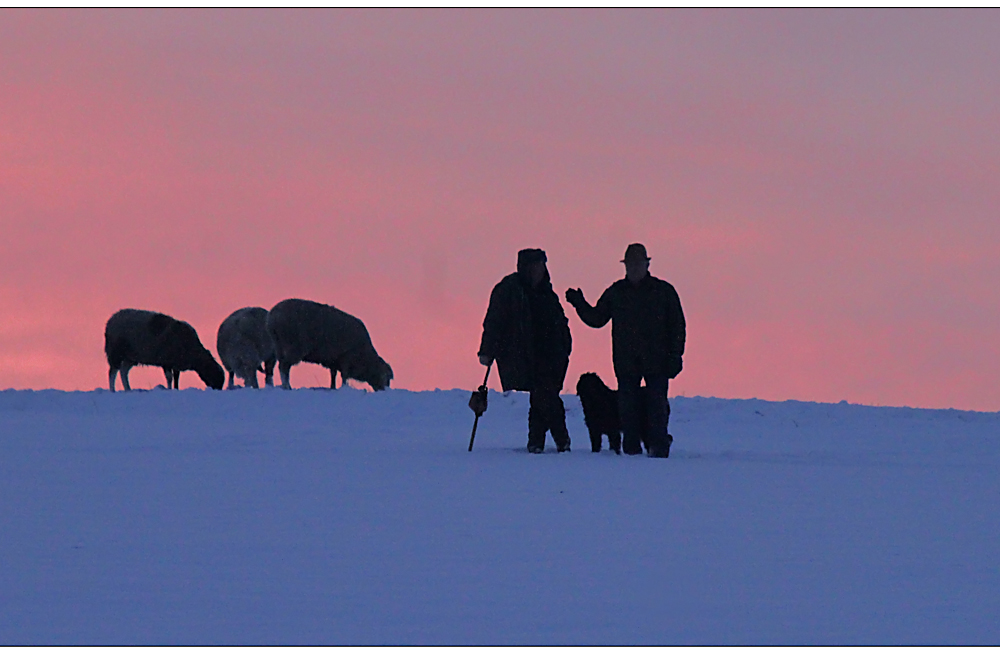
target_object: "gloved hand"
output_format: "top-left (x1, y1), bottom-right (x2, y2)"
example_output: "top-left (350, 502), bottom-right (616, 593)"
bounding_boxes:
top-left (565, 288), bottom-right (585, 307)
top-left (666, 355), bottom-right (683, 379)
top-left (469, 386), bottom-right (488, 416)
top-left (478, 354), bottom-right (493, 367)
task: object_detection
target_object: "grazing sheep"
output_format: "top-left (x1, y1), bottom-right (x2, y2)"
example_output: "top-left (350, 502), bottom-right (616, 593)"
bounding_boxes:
top-left (266, 298), bottom-right (393, 391)
top-left (104, 309), bottom-right (225, 392)
top-left (216, 307), bottom-right (276, 389)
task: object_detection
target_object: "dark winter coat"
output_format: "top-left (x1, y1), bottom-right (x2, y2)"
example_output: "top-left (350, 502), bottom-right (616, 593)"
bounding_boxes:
top-left (478, 271), bottom-right (572, 392)
top-left (571, 274), bottom-right (685, 380)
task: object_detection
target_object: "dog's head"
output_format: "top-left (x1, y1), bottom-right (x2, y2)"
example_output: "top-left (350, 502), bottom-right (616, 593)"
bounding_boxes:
top-left (576, 372), bottom-right (612, 398)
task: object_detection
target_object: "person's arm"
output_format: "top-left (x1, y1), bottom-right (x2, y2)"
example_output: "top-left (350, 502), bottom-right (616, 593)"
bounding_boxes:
top-left (665, 285), bottom-right (686, 378)
top-left (556, 297), bottom-right (572, 360)
top-left (478, 282), bottom-right (508, 364)
top-left (565, 286), bottom-right (613, 328)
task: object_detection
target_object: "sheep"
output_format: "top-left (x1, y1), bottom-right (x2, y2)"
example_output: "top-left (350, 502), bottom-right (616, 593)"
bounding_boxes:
top-left (216, 306), bottom-right (276, 389)
top-left (104, 309), bottom-right (225, 392)
top-left (266, 298), bottom-right (393, 392)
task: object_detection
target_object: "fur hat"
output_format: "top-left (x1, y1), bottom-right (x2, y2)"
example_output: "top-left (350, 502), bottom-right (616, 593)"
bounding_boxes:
top-left (517, 248), bottom-right (547, 272)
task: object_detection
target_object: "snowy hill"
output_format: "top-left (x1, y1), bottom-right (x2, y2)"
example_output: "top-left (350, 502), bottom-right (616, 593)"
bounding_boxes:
top-left (1, 387), bottom-right (998, 644)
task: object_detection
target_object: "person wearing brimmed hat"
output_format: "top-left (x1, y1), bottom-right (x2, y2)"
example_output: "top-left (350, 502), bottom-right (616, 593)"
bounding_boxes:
top-left (478, 248), bottom-right (573, 453)
top-left (565, 243), bottom-right (685, 457)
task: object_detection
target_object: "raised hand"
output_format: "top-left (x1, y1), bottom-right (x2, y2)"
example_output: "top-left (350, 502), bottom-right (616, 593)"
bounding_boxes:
top-left (565, 288), bottom-right (585, 307)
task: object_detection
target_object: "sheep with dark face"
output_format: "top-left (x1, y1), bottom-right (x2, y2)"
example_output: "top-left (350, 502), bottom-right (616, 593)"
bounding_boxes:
top-left (216, 307), bottom-right (276, 389)
top-left (266, 298), bottom-right (393, 391)
top-left (105, 309), bottom-right (225, 392)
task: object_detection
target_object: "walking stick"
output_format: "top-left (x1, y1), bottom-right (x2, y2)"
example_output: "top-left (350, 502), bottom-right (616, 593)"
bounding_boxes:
top-left (467, 363), bottom-right (492, 452)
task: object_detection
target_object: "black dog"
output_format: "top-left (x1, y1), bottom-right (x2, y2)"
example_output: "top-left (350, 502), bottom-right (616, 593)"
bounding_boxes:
top-left (576, 372), bottom-right (672, 456)
top-left (576, 372), bottom-right (624, 454)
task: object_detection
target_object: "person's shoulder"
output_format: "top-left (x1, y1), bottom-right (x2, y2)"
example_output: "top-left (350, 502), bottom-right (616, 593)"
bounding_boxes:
top-left (594, 279), bottom-right (625, 302)
top-left (607, 278), bottom-right (630, 292)
top-left (494, 272), bottom-right (520, 290)
top-left (647, 275), bottom-right (677, 292)
top-left (650, 277), bottom-right (682, 305)
top-left (544, 285), bottom-right (567, 312)
top-left (489, 273), bottom-right (527, 304)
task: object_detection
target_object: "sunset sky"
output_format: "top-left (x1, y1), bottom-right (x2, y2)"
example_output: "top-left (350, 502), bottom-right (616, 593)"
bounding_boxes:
top-left (2, 9), bottom-right (999, 410)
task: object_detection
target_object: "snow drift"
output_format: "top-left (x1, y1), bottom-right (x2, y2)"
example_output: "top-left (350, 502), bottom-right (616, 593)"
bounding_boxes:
top-left (0, 387), bottom-right (998, 644)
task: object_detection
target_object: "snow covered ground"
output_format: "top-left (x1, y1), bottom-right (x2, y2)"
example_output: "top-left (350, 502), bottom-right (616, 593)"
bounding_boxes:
top-left (1, 385), bottom-right (998, 644)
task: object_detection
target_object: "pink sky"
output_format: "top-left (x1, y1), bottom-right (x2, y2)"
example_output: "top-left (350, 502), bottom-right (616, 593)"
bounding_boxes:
top-left (2, 9), bottom-right (999, 409)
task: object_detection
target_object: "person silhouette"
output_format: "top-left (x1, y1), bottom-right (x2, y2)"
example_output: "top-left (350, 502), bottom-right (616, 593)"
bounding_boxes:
top-left (566, 243), bottom-right (685, 457)
top-left (478, 248), bottom-right (572, 453)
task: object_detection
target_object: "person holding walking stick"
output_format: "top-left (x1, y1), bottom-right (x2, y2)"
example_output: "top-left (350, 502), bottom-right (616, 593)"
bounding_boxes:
top-left (473, 248), bottom-right (572, 453)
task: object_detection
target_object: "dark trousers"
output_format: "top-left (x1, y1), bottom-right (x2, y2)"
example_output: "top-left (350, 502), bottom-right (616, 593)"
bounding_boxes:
top-left (617, 372), bottom-right (670, 455)
top-left (528, 387), bottom-right (570, 450)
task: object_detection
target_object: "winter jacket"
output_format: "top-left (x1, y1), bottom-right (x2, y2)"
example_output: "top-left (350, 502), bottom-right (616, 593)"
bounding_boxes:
top-left (570, 274), bottom-right (685, 380)
top-left (478, 271), bottom-right (572, 392)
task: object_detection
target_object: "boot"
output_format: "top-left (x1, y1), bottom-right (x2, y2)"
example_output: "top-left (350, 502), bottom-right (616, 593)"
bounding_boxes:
top-left (527, 430), bottom-right (546, 454)
top-left (552, 424), bottom-right (571, 453)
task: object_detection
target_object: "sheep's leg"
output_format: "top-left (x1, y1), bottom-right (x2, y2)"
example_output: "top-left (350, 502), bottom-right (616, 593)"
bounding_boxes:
top-left (108, 367), bottom-right (118, 392)
top-left (609, 431), bottom-right (622, 455)
top-left (173, 369), bottom-right (180, 389)
top-left (330, 367), bottom-right (338, 389)
top-left (263, 359), bottom-right (275, 387)
top-left (163, 367), bottom-right (173, 389)
top-left (226, 370), bottom-right (235, 390)
top-left (247, 368), bottom-right (259, 389)
top-left (120, 362), bottom-right (133, 391)
top-left (279, 362), bottom-right (292, 389)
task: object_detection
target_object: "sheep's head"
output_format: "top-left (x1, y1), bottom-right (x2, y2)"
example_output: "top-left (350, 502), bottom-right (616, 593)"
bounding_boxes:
top-left (195, 351), bottom-right (225, 390)
top-left (342, 348), bottom-right (393, 392)
top-left (366, 356), bottom-right (393, 392)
